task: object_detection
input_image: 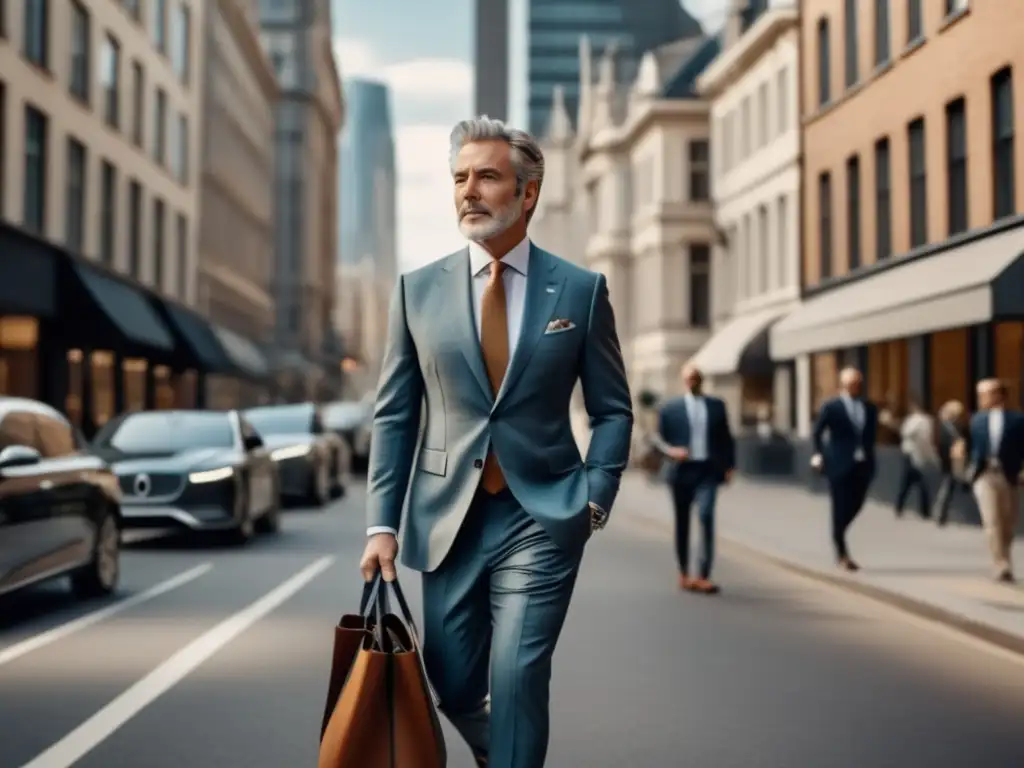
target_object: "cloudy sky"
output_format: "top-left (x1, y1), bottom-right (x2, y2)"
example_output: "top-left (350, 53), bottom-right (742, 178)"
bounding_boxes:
top-left (331, 0), bottom-right (727, 273)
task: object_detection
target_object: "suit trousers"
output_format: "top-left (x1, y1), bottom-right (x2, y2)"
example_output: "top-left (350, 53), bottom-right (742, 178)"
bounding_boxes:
top-left (670, 463), bottom-right (718, 579)
top-left (972, 469), bottom-right (1019, 576)
top-left (828, 463), bottom-right (872, 560)
top-left (420, 488), bottom-right (582, 768)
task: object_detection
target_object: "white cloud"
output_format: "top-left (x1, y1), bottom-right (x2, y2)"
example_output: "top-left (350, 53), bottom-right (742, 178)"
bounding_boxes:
top-left (333, 38), bottom-right (472, 102)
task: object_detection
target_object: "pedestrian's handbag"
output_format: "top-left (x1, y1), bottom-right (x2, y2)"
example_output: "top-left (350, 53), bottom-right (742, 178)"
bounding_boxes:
top-left (318, 573), bottom-right (447, 768)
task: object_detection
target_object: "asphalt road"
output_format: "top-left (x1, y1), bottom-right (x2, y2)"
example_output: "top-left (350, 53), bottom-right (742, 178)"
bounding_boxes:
top-left (2, 482), bottom-right (1024, 767)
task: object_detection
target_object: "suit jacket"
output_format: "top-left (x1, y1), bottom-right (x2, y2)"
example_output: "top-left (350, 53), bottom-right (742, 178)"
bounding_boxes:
top-left (813, 396), bottom-right (878, 481)
top-left (656, 395), bottom-right (735, 484)
top-left (968, 409), bottom-right (1024, 483)
top-left (366, 244), bottom-right (634, 572)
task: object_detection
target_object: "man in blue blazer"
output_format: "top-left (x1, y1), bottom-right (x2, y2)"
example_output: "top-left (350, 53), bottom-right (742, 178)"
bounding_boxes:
top-left (811, 367), bottom-right (878, 571)
top-left (652, 363), bottom-right (735, 594)
top-left (967, 378), bottom-right (1023, 582)
top-left (359, 117), bottom-right (633, 768)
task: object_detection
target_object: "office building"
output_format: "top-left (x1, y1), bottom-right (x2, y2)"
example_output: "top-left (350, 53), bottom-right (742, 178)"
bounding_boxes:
top-left (474, 0), bottom-right (509, 120)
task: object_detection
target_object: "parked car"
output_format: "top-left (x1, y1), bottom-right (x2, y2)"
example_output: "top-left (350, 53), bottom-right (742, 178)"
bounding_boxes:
top-left (0, 397), bottom-right (122, 600)
top-left (243, 402), bottom-right (348, 505)
top-left (322, 400), bottom-right (372, 472)
top-left (90, 410), bottom-right (280, 544)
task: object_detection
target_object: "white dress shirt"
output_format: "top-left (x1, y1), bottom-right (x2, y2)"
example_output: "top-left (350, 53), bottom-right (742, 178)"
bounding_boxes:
top-left (989, 407), bottom-right (1005, 457)
top-left (684, 394), bottom-right (709, 461)
top-left (367, 237), bottom-right (531, 538)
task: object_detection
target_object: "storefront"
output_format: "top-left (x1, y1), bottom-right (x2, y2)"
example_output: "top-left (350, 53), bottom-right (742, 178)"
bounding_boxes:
top-left (205, 324), bottom-right (271, 410)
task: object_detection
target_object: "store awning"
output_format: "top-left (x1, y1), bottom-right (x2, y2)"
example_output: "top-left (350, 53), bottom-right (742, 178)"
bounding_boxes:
top-left (161, 302), bottom-right (234, 373)
top-left (770, 222), bottom-right (1024, 360)
top-left (70, 262), bottom-right (175, 351)
top-left (212, 325), bottom-right (269, 379)
top-left (0, 226), bottom-right (58, 317)
top-left (691, 306), bottom-right (788, 376)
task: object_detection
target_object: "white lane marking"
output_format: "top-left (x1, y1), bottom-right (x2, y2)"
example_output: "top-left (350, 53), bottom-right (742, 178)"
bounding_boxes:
top-left (21, 556), bottom-right (335, 768)
top-left (0, 563), bottom-right (213, 668)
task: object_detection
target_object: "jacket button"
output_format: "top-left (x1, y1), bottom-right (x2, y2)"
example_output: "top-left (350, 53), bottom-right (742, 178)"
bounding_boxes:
top-left (473, 459), bottom-right (483, 469)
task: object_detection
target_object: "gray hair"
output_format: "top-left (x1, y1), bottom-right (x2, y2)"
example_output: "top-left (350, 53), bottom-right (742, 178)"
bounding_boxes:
top-left (448, 116), bottom-right (545, 205)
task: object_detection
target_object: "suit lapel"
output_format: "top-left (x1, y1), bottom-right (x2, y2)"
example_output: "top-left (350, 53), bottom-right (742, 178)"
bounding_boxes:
top-left (495, 244), bottom-right (564, 406)
top-left (441, 248), bottom-right (492, 400)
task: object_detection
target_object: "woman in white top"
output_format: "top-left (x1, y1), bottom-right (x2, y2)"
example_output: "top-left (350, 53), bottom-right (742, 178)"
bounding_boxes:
top-left (895, 398), bottom-right (939, 519)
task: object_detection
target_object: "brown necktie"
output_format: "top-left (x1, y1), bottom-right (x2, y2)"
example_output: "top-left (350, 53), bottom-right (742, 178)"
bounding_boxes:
top-left (479, 260), bottom-right (509, 492)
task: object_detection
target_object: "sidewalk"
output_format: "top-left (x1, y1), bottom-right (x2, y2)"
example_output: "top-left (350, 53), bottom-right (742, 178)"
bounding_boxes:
top-left (618, 471), bottom-right (1024, 654)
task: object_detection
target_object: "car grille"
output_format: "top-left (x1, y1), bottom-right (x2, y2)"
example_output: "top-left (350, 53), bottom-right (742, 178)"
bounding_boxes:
top-left (118, 472), bottom-right (184, 499)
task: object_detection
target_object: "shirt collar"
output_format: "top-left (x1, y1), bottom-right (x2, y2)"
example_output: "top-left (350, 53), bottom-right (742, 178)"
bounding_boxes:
top-left (468, 236), bottom-right (531, 278)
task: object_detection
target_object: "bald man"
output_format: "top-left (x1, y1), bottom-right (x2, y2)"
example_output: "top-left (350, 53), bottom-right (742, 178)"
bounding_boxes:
top-left (811, 368), bottom-right (878, 571)
top-left (652, 363), bottom-right (735, 593)
top-left (967, 379), bottom-right (1023, 582)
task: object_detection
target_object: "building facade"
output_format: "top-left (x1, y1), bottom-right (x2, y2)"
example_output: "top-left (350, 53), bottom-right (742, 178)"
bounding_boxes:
top-left (692, 0), bottom-right (801, 434)
top-left (259, 0), bottom-right (344, 401)
top-left (0, 0), bottom-right (254, 436)
top-left (533, 31), bottom-right (720, 453)
top-left (198, 0), bottom-right (278, 408)
top-left (474, 0), bottom-right (509, 120)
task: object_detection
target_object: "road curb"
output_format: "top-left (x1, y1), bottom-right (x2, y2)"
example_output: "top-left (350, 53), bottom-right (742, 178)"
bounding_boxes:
top-left (621, 505), bottom-right (1024, 658)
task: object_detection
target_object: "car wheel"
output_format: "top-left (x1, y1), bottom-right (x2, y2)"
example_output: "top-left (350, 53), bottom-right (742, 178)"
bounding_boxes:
top-left (71, 506), bottom-right (120, 599)
top-left (230, 485), bottom-right (254, 545)
top-left (255, 480), bottom-right (281, 534)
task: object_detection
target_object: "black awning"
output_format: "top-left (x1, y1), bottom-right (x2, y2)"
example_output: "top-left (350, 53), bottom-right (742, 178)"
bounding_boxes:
top-left (69, 262), bottom-right (174, 352)
top-left (212, 325), bottom-right (269, 379)
top-left (161, 302), bottom-right (234, 373)
top-left (0, 225), bottom-right (58, 317)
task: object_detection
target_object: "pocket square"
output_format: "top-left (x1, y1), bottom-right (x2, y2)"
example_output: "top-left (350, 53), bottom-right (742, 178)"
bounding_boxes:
top-left (545, 318), bottom-right (575, 334)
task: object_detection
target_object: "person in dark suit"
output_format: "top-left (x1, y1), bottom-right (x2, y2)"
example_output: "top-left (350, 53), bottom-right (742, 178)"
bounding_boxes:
top-left (967, 379), bottom-right (1023, 583)
top-left (811, 367), bottom-right (878, 571)
top-left (652, 363), bottom-right (735, 594)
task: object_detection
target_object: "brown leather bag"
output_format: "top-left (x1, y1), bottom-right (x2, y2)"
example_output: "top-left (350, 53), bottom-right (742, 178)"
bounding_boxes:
top-left (319, 575), bottom-right (446, 768)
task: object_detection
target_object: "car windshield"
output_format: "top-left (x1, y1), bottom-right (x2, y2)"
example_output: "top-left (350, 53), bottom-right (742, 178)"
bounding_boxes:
top-left (94, 412), bottom-right (235, 453)
top-left (245, 406), bottom-right (312, 436)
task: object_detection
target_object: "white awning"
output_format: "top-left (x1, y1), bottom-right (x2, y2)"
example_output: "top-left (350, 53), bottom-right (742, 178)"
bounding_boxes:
top-left (691, 305), bottom-right (788, 376)
top-left (770, 222), bottom-right (1024, 360)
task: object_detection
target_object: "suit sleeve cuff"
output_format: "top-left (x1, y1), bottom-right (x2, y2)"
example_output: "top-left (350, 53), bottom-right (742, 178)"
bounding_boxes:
top-left (367, 526), bottom-right (398, 537)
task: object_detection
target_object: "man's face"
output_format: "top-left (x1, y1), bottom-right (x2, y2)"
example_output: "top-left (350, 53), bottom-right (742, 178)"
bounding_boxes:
top-left (452, 139), bottom-right (535, 241)
top-left (682, 367), bottom-right (702, 394)
top-left (978, 383), bottom-right (1002, 409)
top-left (845, 375), bottom-right (862, 397)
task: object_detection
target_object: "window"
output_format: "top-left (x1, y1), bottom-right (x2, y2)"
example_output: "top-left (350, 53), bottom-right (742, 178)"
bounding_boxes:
top-left (100, 161), bottom-right (116, 265)
top-left (154, 88), bottom-right (167, 164)
top-left (688, 244), bottom-right (710, 328)
top-left (131, 61), bottom-right (144, 146)
top-left (992, 67), bottom-right (1016, 220)
top-left (153, 198), bottom-right (165, 289)
top-left (757, 205), bottom-right (769, 292)
top-left (945, 0), bottom-right (968, 17)
top-left (128, 180), bottom-right (142, 278)
top-left (23, 106), bottom-right (47, 234)
top-left (741, 96), bottom-right (751, 158)
top-left (842, 1), bottom-right (857, 88)
top-left (777, 68), bottom-right (788, 133)
top-left (874, 0), bottom-right (890, 66)
top-left (173, 112), bottom-right (188, 182)
top-left (757, 82), bottom-right (769, 145)
top-left (908, 117), bottom-right (927, 247)
top-left (874, 138), bottom-right (892, 259)
top-left (907, 0), bottom-right (923, 42)
top-left (69, 2), bottom-right (89, 102)
top-left (818, 172), bottom-right (833, 279)
top-left (688, 140), bottom-right (709, 201)
top-left (65, 138), bottom-right (86, 253)
top-left (846, 155), bottom-right (861, 270)
top-left (24, 0), bottom-right (47, 68)
top-left (776, 195), bottom-right (788, 288)
top-left (171, 2), bottom-right (190, 82)
top-left (101, 34), bottom-right (120, 128)
top-left (153, 0), bottom-right (167, 53)
top-left (176, 214), bottom-right (188, 297)
top-left (817, 18), bottom-right (831, 105)
top-left (945, 97), bottom-right (968, 235)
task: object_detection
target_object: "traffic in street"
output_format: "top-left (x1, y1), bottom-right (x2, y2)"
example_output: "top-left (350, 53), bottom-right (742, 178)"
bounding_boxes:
top-left (2, 482), bottom-right (1024, 766)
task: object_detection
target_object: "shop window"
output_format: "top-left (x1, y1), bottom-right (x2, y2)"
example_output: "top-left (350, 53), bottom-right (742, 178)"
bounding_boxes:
top-left (866, 340), bottom-right (908, 443)
top-left (929, 329), bottom-right (970, 413)
top-left (811, 351), bottom-right (838, 416)
top-left (994, 322), bottom-right (1024, 407)
top-left (0, 316), bottom-right (39, 398)
top-left (175, 370), bottom-right (197, 408)
top-left (153, 365), bottom-right (175, 409)
top-left (66, 348), bottom-right (84, 427)
top-left (91, 350), bottom-right (115, 429)
top-left (123, 358), bottom-right (146, 412)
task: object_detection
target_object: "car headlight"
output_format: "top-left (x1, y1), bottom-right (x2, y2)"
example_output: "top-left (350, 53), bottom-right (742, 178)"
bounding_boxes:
top-left (271, 444), bottom-right (312, 461)
top-left (189, 466), bottom-right (234, 484)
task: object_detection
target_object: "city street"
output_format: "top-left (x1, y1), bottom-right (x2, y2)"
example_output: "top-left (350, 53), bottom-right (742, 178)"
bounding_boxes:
top-left (2, 484), bottom-right (1024, 767)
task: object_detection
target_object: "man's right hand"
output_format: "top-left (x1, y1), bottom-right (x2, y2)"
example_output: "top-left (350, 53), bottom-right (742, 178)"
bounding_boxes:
top-left (667, 446), bottom-right (689, 461)
top-left (360, 533), bottom-right (399, 582)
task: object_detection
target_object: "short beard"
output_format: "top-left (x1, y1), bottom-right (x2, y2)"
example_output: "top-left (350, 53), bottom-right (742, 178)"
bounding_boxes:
top-left (458, 196), bottom-right (524, 242)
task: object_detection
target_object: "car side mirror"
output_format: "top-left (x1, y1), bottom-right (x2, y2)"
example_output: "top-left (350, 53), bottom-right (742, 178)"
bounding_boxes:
top-left (243, 435), bottom-right (263, 452)
top-left (0, 445), bottom-right (42, 470)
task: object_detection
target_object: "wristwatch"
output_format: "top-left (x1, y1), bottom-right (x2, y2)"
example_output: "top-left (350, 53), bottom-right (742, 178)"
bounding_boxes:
top-left (588, 502), bottom-right (609, 532)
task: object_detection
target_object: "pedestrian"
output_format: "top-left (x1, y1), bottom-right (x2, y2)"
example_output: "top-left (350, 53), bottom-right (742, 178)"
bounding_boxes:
top-left (358, 116), bottom-right (634, 768)
top-left (966, 379), bottom-right (1023, 583)
top-left (933, 399), bottom-right (969, 526)
top-left (811, 367), bottom-right (878, 571)
top-left (894, 398), bottom-right (938, 519)
top-left (650, 363), bottom-right (735, 594)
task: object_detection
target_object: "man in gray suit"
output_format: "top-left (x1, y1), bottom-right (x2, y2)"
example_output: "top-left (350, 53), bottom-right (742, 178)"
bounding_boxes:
top-left (359, 117), bottom-right (633, 768)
